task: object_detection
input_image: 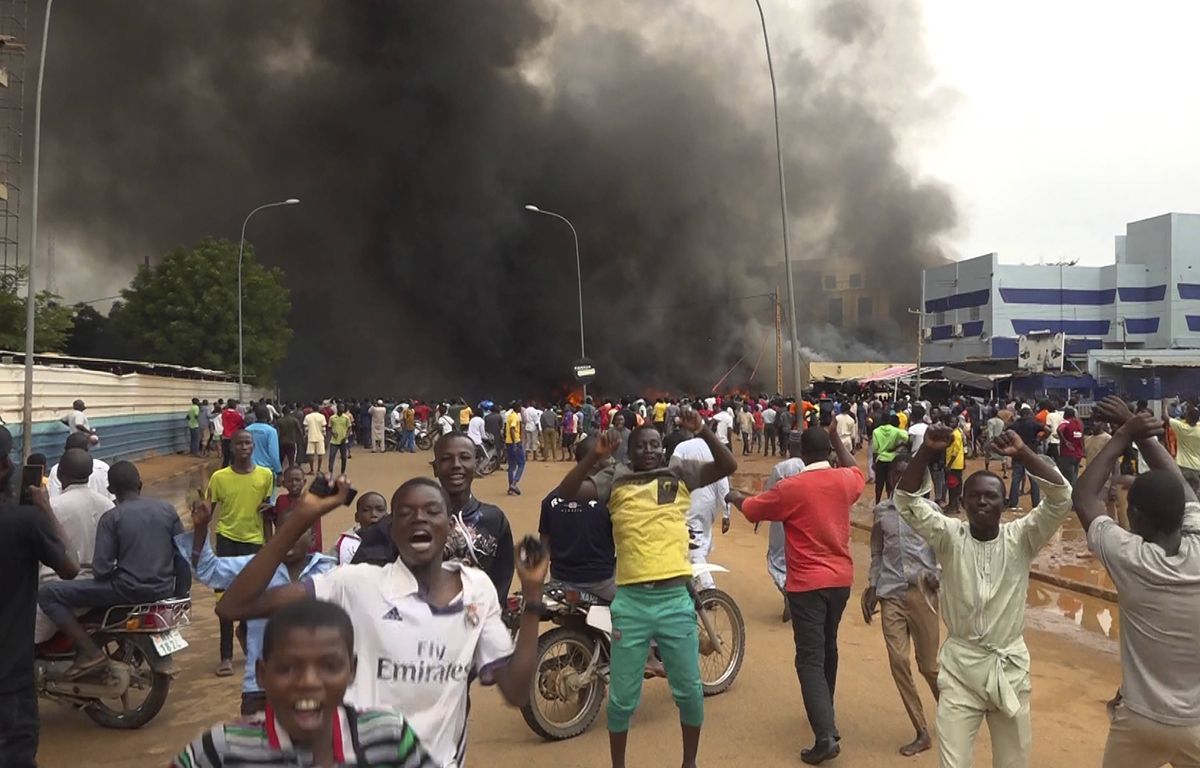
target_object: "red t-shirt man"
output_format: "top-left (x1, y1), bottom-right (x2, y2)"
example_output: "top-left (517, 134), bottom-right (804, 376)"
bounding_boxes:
top-left (221, 407), bottom-right (244, 439)
top-left (740, 461), bottom-right (865, 592)
top-left (1057, 415), bottom-right (1085, 460)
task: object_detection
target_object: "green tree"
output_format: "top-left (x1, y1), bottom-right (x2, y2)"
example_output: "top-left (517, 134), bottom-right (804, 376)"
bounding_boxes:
top-left (111, 238), bottom-right (292, 382)
top-left (0, 266), bottom-right (74, 352)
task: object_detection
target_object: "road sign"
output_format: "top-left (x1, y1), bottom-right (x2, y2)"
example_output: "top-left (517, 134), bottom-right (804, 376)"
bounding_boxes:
top-left (573, 359), bottom-right (596, 383)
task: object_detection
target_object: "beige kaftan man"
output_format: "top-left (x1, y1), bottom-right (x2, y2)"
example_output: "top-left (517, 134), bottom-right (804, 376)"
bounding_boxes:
top-left (895, 469), bottom-right (1071, 768)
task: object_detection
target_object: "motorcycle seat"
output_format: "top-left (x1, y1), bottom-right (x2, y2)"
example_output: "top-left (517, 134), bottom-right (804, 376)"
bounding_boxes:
top-left (544, 582), bottom-right (610, 607)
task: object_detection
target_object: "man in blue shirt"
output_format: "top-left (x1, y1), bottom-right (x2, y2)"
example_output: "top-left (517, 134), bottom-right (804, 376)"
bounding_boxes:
top-left (246, 404), bottom-right (283, 479)
top-left (181, 495), bottom-right (335, 714)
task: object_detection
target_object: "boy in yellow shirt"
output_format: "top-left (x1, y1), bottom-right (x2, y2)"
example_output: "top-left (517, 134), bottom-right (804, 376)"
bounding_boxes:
top-left (557, 408), bottom-right (737, 768)
top-left (944, 413), bottom-right (966, 513)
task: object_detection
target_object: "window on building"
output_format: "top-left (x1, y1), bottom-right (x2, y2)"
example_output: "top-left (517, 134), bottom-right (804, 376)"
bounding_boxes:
top-left (849, 273), bottom-right (863, 289)
top-left (828, 298), bottom-right (843, 327)
top-left (857, 296), bottom-right (872, 322)
top-left (970, 306), bottom-right (981, 321)
top-left (823, 275), bottom-right (837, 290)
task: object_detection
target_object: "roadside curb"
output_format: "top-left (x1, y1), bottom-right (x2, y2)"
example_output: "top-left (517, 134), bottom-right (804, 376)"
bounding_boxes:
top-left (847, 519), bottom-right (1118, 604)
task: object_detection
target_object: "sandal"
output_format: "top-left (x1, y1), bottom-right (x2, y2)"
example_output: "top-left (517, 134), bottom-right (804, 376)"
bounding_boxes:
top-left (65, 655), bottom-right (108, 680)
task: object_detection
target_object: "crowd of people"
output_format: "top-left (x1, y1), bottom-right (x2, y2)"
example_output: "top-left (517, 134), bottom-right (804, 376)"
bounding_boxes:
top-left (2, 385), bottom-right (1199, 767)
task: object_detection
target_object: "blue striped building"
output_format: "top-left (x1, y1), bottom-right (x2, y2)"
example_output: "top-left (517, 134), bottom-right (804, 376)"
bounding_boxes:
top-left (920, 212), bottom-right (1200, 366)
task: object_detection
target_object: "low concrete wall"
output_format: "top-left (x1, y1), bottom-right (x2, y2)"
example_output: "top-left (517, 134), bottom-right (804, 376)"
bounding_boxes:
top-left (0, 361), bottom-right (269, 464)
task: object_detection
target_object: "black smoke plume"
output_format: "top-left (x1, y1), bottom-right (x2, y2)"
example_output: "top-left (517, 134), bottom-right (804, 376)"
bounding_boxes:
top-left (34, 0), bottom-right (955, 399)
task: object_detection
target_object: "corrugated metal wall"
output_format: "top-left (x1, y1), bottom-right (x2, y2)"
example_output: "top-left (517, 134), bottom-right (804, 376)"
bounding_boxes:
top-left (1, 362), bottom-right (270, 464)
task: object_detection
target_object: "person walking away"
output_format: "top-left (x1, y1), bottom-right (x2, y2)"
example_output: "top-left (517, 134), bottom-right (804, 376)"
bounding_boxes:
top-left (458, 398), bottom-right (473, 433)
top-left (1043, 401), bottom-right (1064, 462)
top-left (653, 398), bottom-right (668, 434)
top-left (302, 405), bottom-right (327, 476)
top-left (541, 405), bottom-right (561, 462)
top-left (468, 408), bottom-right (489, 461)
top-left (221, 399), bottom-right (245, 469)
top-left (944, 414), bottom-right (966, 513)
top-left (400, 402), bottom-right (417, 452)
top-left (435, 406), bottom-right (455, 437)
top-left (187, 398), bottom-right (202, 456)
top-left (872, 414), bottom-right (908, 505)
top-left (834, 408), bottom-right (858, 454)
top-left (33, 451), bottom-right (112, 643)
top-left (1054, 406), bottom-right (1085, 484)
top-left (727, 424), bottom-right (863, 764)
top-left (211, 402), bottom-right (225, 464)
top-left (752, 405), bottom-right (765, 453)
top-left (275, 407), bottom-right (303, 469)
top-left (506, 400), bottom-right (526, 495)
top-left (763, 402), bottom-right (779, 456)
top-left (0, 426), bottom-right (79, 767)
top-left (862, 456), bottom-right (941, 757)
top-left (206, 430), bottom-right (274, 677)
top-left (212, 477), bottom-right (546, 768)
top-left (246, 404), bottom-right (282, 478)
top-left (364, 398), bottom-right (384, 453)
top-left (522, 401), bottom-right (542, 461)
top-left (1073, 397), bottom-right (1200, 767)
top-left (712, 405), bottom-right (735, 452)
top-left (738, 407), bottom-right (755, 456)
top-left (38, 461), bottom-right (183, 678)
top-left (327, 403), bottom-right (352, 476)
top-left (895, 424), bottom-right (1071, 768)
top-left (561, 402), bottom-right (577, 461)
top-left (556, 409), bottom-right (737, 768)
top-left (671, 435), bottom-right (731, 589)
top-left (1006, 405), bottom-right (1047, 509)
top-left (776, 404), bottom-right (794, 453)
top-left (483, 401), bottom-right (504, 457)
top-left (1168, 399), bottom-right (1200, 496)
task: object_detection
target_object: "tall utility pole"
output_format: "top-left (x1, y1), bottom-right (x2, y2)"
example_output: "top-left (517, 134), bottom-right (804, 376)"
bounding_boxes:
top-left (907, 307), bottom-right (925, 400)
top-left (774, 288), bottom-right (783, 394)
top-left (755, 0), bottom-right (807, 396)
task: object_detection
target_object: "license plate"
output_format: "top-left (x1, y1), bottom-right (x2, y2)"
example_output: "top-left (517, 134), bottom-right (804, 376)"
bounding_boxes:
top-left (151, 629), bottom-right (188, 656)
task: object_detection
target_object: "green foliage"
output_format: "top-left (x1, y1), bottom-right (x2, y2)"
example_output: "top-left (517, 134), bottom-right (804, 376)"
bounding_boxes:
top-left (110, 238), bottom-right (292, 382)
top-left (0, 266), bottom-right (75, 353)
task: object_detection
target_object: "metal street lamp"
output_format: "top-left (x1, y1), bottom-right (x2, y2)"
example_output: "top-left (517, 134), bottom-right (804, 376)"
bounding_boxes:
top-left (753, 0), bottom-right (807, 397)
top-left (20, 0), bottom-right (54, 460)
top-left (237, 198), bottom-right (299, 400)
top-left (524, 204), bottom-right (589, 401)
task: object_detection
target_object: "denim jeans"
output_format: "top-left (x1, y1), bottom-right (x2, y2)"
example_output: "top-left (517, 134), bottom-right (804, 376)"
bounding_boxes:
top-left (403, 429), bottom-right (416, 452)
top-left (506, 444), bottom-right (526, 487)
top-left (1007, 461), bottom-right (1040, 508)
top-left (787, 587), bottom-right (850, 742)
top-left (0, 687), bottom-right (38, 768)
top-left (328, 442), bottom-right (348, 475)
top-left (189, 427), bottom-right (201, 455)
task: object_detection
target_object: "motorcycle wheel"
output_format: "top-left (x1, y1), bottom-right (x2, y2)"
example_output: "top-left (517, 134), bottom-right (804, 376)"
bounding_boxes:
top-left (696, 588), bottom-right (745, 696)
top-left (416, 434), bottom-right (433, 451)
top-left (84, 637), bottom-right (171, 729)
top-left (520, 627), bottom-right (606, 741)
top-left (475, 452), bottom-right (498, 477)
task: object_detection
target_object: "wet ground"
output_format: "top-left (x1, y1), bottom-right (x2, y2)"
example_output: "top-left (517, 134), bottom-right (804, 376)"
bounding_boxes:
top-left (36, 448), bottom-right (1122, 767)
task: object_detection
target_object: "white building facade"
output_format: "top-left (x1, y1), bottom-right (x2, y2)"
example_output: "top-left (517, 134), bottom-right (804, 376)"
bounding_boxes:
top-left (920, 213), bottom-right (1200, 365)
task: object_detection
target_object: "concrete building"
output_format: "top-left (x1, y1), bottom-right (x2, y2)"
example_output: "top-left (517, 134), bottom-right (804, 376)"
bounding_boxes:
top-left (920, 212), bottom-right (1200, 369)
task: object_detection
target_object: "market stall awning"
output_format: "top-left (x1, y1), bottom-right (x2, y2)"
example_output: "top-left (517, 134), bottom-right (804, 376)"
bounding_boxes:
top-left (856, 365), bottom-right (941, 383)
top-left (942, 366), bottom-right (1009, 390)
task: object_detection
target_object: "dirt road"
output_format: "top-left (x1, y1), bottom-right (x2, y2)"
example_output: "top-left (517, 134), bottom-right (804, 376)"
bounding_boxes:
top-left (37, 449), bottom-right (1120, 767)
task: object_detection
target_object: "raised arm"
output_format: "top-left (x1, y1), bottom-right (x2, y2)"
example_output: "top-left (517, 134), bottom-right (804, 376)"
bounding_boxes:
top-left (554, 430), bottom-right (619, 502)
top-left (215, 478), bottom-right (351, 621)
top-left (680, 408), bottom-right (738, 487)
top-left (894, 425), bottom-right (957, 548)
top-left (992, 429), bottom-right (1072, 552)
top-left (1074, 397), bottom-right (1167, 529)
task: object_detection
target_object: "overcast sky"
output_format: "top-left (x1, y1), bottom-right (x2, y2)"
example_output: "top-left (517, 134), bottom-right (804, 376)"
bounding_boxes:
top-left (917, 0), bottom-right (1200, 267)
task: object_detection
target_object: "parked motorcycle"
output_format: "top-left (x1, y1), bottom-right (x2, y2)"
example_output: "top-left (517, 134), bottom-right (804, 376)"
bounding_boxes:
top-left (504, 563), bottom-right (745, 741)
top-left (35, 597), bottom-right (190, 729)
top-left (415, 423), bottom-right (433, 451)
top-left (475, 437), bottom-right (500, 477)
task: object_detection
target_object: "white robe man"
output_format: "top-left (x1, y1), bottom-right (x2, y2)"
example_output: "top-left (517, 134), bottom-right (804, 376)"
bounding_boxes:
top-left (670, 436), bottom-right (730, 589)
top-left (895, 424), bottom-right (1071, 768)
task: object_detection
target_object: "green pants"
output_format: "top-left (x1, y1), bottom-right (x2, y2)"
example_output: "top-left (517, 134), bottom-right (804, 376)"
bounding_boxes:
top-left (607, 584), bottom-right (703, 732)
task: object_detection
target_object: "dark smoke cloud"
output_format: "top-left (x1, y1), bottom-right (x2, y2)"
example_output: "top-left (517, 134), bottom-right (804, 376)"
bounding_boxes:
top-left (33, 0), bottom-right (955, 400)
